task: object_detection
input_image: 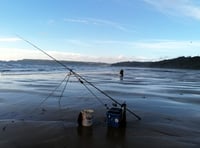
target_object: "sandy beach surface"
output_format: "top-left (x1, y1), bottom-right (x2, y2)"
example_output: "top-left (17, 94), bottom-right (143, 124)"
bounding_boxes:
top-left (0, 67), bottom-right (200, 148)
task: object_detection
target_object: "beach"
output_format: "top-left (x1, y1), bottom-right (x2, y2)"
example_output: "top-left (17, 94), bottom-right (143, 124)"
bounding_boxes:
top-left (0, 65), bottom-right (200, 148)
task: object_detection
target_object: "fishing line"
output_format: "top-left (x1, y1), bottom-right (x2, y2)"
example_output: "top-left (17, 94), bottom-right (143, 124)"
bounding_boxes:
top-left (56, 74), bottom-right (71, 122)
top-left (80, 80), bottom-right (109, 110)
top-left (58, 73), bottom-right (71, 111)
top-left (17, 35), bottom-right (141, 120)
top-left (30, 72), bottom-right (71, 115)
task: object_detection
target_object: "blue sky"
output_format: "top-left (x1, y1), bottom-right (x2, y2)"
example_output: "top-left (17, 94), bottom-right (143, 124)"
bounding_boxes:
top-left (0, 0), bottom-right (200, 63)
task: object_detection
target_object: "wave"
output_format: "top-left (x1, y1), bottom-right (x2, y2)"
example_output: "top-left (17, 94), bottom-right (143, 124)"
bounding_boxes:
top-left (0, 60), bottom-right (108, 76)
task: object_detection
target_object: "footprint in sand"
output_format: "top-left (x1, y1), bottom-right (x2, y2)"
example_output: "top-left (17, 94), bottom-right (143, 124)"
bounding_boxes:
top-left (2, 126), bottom-right (6, 131)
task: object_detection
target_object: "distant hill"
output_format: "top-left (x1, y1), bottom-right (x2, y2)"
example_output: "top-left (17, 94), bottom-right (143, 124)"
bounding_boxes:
top-left (2, 57), bottom-right (200, 70)
top-left (112, 56), bottom-right (200, 70)
top-left (1, 59), bottom-right (108, 66)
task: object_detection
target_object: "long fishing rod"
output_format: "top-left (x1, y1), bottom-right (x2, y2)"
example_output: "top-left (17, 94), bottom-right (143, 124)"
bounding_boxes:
top-left (17, 35), bottom-right (141, 120)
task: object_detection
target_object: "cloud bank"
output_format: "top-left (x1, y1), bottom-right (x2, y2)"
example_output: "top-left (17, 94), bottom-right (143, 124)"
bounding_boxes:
top-left (1, 39), bottom-right (199, 63)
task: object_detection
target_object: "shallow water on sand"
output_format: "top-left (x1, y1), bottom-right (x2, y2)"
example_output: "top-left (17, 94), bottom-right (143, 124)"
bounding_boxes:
top-left (0, 66), bottom-right (200, 147)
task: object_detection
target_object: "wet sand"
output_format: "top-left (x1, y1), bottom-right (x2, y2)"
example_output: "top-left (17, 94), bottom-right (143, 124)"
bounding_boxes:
top-left (0, 91), bottom-right (200, 148)
top-left (0, 116), bottom-right (200, 148)
top-left (0, 68), bottom-right (200, 147)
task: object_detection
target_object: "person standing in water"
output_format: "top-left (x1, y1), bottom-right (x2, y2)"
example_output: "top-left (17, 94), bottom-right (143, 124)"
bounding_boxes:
top-left (120, 69), bottom-right (124, 80)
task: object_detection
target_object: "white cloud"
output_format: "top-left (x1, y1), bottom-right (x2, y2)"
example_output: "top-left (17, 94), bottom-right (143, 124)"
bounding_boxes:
top-left (132, 39), bottom-right (200, 60)
top-left (0, 37), bottom-right (21, 42)
top-left (64, 18), bottom-right (133, 32)
top-left (64, 18), bottom-right (89, 24)
top-left (183, 4), bottom-right (200, 19)
top-left (144, 0), bottom-right (200, 20)
top-left (133, 40), bottom-right (194, 50)
top-left (0, 48), bottom-right (47, 61)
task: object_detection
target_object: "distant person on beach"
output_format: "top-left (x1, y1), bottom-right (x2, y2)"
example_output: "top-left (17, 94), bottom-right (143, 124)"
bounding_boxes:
top-left (120, 69), bottom-right (124, 80)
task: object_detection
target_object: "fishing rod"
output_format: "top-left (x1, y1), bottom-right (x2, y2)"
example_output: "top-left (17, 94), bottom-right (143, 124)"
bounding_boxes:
top-left (17, 35), bottom-right (141, 120)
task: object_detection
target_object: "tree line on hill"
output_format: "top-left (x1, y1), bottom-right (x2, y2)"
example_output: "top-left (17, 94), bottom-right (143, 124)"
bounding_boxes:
top-left (111, 56), bottom-right (200, 70)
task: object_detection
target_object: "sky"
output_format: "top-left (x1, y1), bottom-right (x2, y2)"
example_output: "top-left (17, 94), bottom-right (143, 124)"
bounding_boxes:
top-left (0, 0), bottom-right (200, 63)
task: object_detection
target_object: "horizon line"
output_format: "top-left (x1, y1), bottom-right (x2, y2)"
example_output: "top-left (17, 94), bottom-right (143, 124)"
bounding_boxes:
top-left (1, 56), bottom-right (198, 64)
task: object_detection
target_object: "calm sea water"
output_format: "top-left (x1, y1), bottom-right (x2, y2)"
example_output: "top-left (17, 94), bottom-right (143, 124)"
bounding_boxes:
top-left (1, 61), bottom-right (200, 120)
